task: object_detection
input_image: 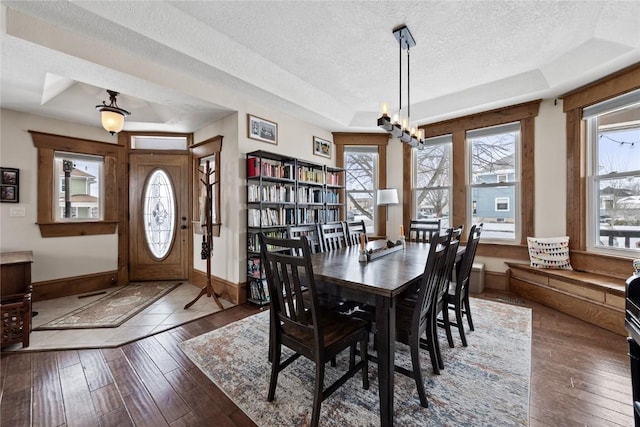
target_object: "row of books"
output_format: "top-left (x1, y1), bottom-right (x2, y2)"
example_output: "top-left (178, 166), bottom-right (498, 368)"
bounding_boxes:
top-left (325, 191), bottom-right (340, 204)
top-left (247, 256), bottom-right (262, 279)
top-left (298, 166), bottom-right (324, 184)
top-left (326, 172), bottom-right (341, 186)
top-left (247, 229), bottom-right (287, 252)
top-left (298, 187), bottom-right (323, 204)
top-left (248, 208), bottom-right (296, 227)
top-left (247, 184), bottom-right (295, 203)
top-left (248, 278), bottom-right (269, 302)
top-left (247, 157), bottom-right (294, 179)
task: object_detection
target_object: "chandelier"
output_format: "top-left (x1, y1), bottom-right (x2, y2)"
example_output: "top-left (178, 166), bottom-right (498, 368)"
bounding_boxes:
top-left (377, 25), bottom-right (425, 148)
top-left (96, 90), bottom-right (130, 135)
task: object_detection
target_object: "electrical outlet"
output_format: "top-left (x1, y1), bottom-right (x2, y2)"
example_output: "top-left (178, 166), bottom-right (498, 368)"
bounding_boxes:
top-left (9, 207), bottom-right (26, 217)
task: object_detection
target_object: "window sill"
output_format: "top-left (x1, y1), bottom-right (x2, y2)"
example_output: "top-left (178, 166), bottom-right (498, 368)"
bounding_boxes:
top-left (37, 221), bottom-right (118, 237)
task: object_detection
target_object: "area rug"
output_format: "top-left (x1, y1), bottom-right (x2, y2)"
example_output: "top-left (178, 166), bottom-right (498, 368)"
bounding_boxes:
top-left (180, 298), bottom-right (532, 426)
top-left (34, 282), bottom-right (182, 330)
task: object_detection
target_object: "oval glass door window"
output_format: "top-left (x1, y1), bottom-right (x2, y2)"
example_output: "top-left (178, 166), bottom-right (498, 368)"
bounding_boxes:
top-left (143, 169), bottom-right (176, 259)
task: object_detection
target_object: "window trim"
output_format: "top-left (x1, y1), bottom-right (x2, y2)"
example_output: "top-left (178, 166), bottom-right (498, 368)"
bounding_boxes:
top-left (562, 62), bottom-right (640, 267)
top-left (402, 100), bottom-right (539, 259)
top-left (30, 131), bottom-right (122, 237)
top-left (333, 133), bottom-right (389, 237)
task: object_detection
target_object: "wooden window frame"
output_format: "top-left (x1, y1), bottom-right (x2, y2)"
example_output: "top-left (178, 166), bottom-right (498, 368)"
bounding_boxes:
top-left (561, 62), bottom-right (640, 269)
top-left (191, 135), bottom-right (223, 237)
top-left (30, 131), bottom-right (122, 237)
top-left (332, 133), bottom-right (389, 237)
top-left (403, 100), bottom-right (540, 259)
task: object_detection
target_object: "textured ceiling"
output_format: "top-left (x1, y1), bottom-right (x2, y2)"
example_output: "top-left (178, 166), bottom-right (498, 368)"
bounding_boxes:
top-left (1, 1), bottom-right (639, 133)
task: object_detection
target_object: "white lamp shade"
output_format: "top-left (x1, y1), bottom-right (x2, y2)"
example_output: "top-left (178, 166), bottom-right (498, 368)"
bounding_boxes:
top-left (377, 188), bottom-right (399, 205)
top-left (101, 111), bottom-right (125, 134)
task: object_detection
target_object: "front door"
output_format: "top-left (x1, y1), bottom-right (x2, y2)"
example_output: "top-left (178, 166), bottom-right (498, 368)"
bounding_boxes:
top-left (129, 152), bottom-right (189, 281)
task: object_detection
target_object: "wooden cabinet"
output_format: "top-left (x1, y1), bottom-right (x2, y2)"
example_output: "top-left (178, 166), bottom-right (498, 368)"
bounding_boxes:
top-left (245, 150), bottom-right (345, 305)
top-left (1, 251), bottom-right (33, 348)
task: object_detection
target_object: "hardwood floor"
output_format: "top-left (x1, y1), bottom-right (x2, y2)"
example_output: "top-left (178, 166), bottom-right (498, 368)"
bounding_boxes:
top-left (0, 293), bottom-right (633, 426)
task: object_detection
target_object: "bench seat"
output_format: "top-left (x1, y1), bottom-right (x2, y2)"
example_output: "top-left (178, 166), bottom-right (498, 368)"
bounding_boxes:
top-left (506, 262), bottom-right (625, 336)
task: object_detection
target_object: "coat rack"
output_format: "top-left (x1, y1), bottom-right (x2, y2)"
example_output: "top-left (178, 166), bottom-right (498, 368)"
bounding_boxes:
top-left (184, 160), bottom-right (224, 310)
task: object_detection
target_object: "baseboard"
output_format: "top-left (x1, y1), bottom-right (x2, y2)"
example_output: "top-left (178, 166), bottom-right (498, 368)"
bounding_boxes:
top-left (190, 269), bottom-right (244, 305)
top-left (33, 271), bottom-right (119, 301)
top-left (484, 270), bottom-right (507, 292)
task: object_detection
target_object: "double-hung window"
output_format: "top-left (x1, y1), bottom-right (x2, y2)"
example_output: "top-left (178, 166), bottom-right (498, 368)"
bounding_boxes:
top-left (413, 135), bottom-right (452, 229)
top-left (344, 146), bottom-right (378, 234)
top-left (467, 122), bottom-right (521, 241)
top-left (54, 152), bottom-right (104, 221)
top-left (585, 89), bottom-right (640, 254)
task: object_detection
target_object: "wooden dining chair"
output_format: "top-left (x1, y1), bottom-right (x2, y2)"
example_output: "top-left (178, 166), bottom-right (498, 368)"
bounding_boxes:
top-left (287, 223), bottom-right (324, 253)
top-left (344, 219), bottom-right (367, 247)
top-left (432, 225), bottom-right (463, 360)
top-left (319, 221), bottom-right (347, 251)
top-left (408, 219), bottom-right (442, 243)
top-left (395, 229), bottom-right (452, 407)
top-left (445, 223), bottom-right (483, 346)
top-left (258, 233), bottom-right (370, 427)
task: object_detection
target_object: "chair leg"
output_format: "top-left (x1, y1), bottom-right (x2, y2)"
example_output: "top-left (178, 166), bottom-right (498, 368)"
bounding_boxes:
top-left (410, 332), bottom-right (428, 408)
top-left (267, 342), bottom-right (281, 402)
top-left (423, 327), bottom-right (440, 375)
top-left (464, 295), bottom-right (474, 331)
top-left (360, 338), bottom-right (369, 390)
top-left (442, 305), bottom-right (455, 348)
top-left (311, 361), bottom-right (325, 427)
top-left (455, 304), bottom-right (468, 347)
top-left (431, 314), bottom-right (444, 370)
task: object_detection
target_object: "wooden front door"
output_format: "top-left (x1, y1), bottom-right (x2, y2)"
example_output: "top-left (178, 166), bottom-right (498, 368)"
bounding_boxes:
top-left (129, 153), bottom-right (189, 281)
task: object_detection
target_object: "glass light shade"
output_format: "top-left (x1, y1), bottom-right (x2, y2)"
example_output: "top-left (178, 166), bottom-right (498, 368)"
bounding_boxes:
top-left (392, 113), bottom-right (399, 124)
top-left (101, 111), bottom-right (125, 134)
top-left (377, 188), bottom-right (399, 205)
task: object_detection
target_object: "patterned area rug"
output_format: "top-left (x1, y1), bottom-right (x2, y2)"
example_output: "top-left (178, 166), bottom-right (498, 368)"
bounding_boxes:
top-left (180, 298), bottom-right (532, 426)
top-left (34, 282), bottom-right (182, 330)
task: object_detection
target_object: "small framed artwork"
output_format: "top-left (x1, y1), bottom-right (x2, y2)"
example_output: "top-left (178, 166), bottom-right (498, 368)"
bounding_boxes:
top-left (248, 114), bottom-right (278, 145)
top-left (0, 167), bottom-right (19, 203)
top-left (313, 136), bottom-right (332, 159)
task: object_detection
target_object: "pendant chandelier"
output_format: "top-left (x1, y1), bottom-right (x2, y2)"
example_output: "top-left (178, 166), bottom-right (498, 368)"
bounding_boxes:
top-left (377, 25), bottom-right (425, 149)
top-left (96, 90), bottom-right (130, 135)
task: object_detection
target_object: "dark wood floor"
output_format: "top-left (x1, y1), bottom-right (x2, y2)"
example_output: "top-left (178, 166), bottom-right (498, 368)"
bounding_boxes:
top-left (0, 292), bottom-right (633, 426)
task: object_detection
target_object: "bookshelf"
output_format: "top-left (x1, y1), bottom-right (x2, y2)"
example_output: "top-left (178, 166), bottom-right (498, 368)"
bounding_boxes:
top-left (245, 150), bottom-right (345, 305)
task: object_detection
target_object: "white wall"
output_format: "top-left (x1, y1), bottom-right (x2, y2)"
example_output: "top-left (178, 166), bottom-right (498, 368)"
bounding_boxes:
top-left (0, 109), bottom-right (118, 282)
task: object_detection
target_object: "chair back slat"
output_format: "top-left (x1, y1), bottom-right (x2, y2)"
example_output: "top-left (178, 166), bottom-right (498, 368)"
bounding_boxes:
top-left (456, 223), bottom-right (483, 298)
top-left (259, 233), bottom-right (318, 336)
top-left (320, 222), bottom-right (347, 251)
top-left (409, 219), bottom-right (441, 243)
top-left (288, 223), bottom-right (324, 253)
top-left (413, 230), bottom-right (452, 332)
top-left (345, 220), bottom-right (367, 247)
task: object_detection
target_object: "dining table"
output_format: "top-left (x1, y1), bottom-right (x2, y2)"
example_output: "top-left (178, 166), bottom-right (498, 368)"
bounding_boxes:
top-left (309, 239), bottom-right (464, 427)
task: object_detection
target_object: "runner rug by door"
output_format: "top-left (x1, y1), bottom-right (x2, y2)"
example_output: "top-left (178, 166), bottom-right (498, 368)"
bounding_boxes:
top-left (180, 297), bottom-right (532, 426)
top-left (34, 282), bottom-right (182, 330)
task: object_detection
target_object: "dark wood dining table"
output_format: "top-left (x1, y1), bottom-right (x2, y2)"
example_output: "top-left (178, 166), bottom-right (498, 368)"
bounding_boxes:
top-left (309, 240), bottom-right (464, 427)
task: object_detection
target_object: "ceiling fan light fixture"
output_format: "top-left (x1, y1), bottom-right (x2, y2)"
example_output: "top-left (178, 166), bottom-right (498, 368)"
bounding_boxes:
top-left (96, 90), bottom-right (130, 135)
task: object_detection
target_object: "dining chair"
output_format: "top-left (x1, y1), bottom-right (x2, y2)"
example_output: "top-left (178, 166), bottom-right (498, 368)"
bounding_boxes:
top-left (432, 225), bottom-right (463, 358)
top-left (445, 223), bottom-right (483, 346)
top-left (408, 219), bottom-right (442, 243)
top-left (319, 221), bottom-right (347, 251)
top-left (287, 223), bottom-right (324, 253)
top-left (395, 229), bottom-right (452, 407)
top-left (344, 219), bottom-right (367, 247)
top-left (258, 233), bottom-right (370, 427)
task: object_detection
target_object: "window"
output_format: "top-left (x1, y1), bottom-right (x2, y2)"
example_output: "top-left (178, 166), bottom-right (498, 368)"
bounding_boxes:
top-left (467, 122), bottom-right (520, 242)
top-left (413, 135), bottom-right (452, 229)
top-left (585, 89), bottom-right (640, 254)
top-left (31, 131), bottom-right (121, 237)
top-left (345, 146), bottom-right (378, 233)
top-left (54, 152), bottom-right (103, 221)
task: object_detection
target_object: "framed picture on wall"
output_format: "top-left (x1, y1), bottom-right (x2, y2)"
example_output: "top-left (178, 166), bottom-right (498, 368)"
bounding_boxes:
top-left (0, 167), bottom-right (19, 203)
top-left (313, 136), bottom-right (331, 159)
top-left (248, 114), bottom-right (278, 144)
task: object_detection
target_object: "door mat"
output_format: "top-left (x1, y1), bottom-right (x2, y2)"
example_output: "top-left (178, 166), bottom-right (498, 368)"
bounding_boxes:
top-left (33, 282), bottom-right (182, 330)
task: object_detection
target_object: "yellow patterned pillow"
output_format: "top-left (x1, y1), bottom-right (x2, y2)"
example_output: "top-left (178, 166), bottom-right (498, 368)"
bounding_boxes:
top-left (527, 236), bottom-right (573, 270)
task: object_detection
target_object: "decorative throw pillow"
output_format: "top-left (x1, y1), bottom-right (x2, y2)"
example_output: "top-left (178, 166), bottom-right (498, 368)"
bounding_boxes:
top-left (527, 236), bottom-right (573, 270)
